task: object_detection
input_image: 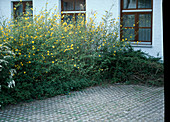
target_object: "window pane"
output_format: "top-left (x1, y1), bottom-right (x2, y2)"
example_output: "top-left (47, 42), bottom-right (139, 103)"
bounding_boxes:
top-left (63, 0), bottom-right (74, 11)
top-left (76, 14), bottom-right (85, 21)
top-left (138, 0), bottom-right (151, 8)
top-left (123, 28), bottom-right (135, 40)
top-left (123, 14), bottom-right (135, 27)
top-left (15, 4), bottom-right (23, 16)
top-left (25, 2), bottom-right (33, 16)
top-left (75, 0), bottom-right (85, 11)
top-left (139, 14), bottom-right (151, 27)
top-left (138, 28), bottom-right (151, 41)
top-left (63, 14), bottom-right (74, 24)
top-left (123, 0), bottom-right (136, 9)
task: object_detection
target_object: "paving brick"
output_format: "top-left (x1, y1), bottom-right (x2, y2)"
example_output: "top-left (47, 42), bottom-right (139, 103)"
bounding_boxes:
top-left (0, 85), bottom-right (164, 122)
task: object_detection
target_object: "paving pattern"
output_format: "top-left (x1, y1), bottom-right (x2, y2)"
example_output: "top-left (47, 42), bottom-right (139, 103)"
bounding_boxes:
top-left (0, 85), bottom-right (164, 122)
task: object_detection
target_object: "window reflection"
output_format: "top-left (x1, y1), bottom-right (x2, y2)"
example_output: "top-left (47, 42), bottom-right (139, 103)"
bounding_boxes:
top-left (123, 0), bottom-right (136, 9)
top-left (138, 0), bottom-right (151, 8)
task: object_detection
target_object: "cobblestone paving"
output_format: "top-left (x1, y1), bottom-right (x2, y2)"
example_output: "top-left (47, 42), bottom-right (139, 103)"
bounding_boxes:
top-left (0, 85), bottom-right (164, 122)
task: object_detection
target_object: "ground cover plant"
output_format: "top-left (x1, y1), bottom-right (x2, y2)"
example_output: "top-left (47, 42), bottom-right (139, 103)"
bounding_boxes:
top-left (0, 3), bottom-right (164, 108)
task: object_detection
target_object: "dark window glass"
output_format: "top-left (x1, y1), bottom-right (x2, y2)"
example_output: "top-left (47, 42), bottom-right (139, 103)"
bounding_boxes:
top-left (139, 14), bottom-right (151, 27)
top-left (123, 14), bottom-right (135, 27)
top-left (75, 0), bottom-right (85, 10)
top-left (123, 0), bottom-right (136, 9)
top-left (63, 0), bottom-right (74, 11)
top-left (138, 0), bottom-right (151, 8)
top-left (138, 28), bottom-right (151, 41)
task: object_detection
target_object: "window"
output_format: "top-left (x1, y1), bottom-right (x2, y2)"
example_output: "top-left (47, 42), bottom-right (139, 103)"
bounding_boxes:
top-left (121, 0), bottom-right (153, 45)
top-left (61, 0), bottom-right (86, 23)
top-left (13, 1), bottom-right (33, 19)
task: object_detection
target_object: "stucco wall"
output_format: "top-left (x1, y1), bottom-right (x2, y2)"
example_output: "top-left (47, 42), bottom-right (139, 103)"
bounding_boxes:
top-left (0, 0), bottom-right (11, 21)
top-left (33, 0), bottom-right (60, 16)
top-left (133, 0), bottom-right (164, 60)
top-left (0, 0), bottom-right (163, 60)
top-left (86, 0), bottom-right (163, 60)
top-left (86, 0), bottom-right (119, 23)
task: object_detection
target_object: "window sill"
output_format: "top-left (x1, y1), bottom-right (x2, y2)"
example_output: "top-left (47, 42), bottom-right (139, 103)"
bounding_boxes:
top-left (130, 42), bottom-right (152, 48)
top-left (122, 9), bottom-right (152, 13)
top-left (131, 44), bottom-right (152, 48)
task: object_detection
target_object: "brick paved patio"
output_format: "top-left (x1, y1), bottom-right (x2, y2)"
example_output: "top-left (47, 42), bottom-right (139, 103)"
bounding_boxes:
top-left (0, 85), bottom-right (164, 122)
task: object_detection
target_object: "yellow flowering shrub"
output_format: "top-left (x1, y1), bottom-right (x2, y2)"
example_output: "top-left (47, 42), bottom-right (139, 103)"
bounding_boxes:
top-left (0, 4), bottom-right (143, 107)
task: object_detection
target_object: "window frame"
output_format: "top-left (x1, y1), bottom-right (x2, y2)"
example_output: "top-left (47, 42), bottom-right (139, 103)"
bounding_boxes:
top-left (61, 0), bottom-right (86, 23)
top-left (122, 0), bottom-right (153, 10)
top-left (13, 1), bottom-right (33, 19)
top-left (61, 0), bottom-right (86, 11)
top-left (120, 0), bottom-right (153, 45)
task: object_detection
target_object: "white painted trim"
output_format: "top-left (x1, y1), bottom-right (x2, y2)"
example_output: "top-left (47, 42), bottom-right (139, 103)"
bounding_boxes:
top-left (130, 41), bottom-right (152, 47)
top-left (131, 45), bottom-right (152, 48)
top-left (11, 0), bottom-right (32, 1)
top-left (122, 9), bottom-right (152, 13)
top-left (62, 11), bottom-right (86, 14)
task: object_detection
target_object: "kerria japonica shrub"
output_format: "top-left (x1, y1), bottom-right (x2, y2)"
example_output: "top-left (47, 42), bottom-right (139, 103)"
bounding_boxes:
top-left (0, 2), bottom-right (129, 84)
top-left (0, 2), bottom-right (163, 107)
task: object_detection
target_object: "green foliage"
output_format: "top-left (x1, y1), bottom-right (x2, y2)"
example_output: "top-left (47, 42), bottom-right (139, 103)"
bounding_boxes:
top-left (97, 47), bottom-right (164, 86)
top-left (0, 43), bottom-right (16, 90)
top-left (0, 5), bottom-right (163, 108)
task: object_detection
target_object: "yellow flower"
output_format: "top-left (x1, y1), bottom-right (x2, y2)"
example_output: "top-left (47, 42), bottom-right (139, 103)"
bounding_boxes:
top-left (14, 8), bottom-right (16, 10)
top-left (99, 55), bottom-right (101, 57)
top-left (52, 61), bottom-right (54, 63)
top-left (71, 44), bottom-right (74, 47)
top-left (74, 64), bottom-right (76, 67)
top-left (24, 72), bottom-right (26, 74)
top-left (32, 46), bottom-right (35, 50)
top-left (29, 61), bottom-right (31, 63)
top-left (32, 41), bottom-right (34, 43)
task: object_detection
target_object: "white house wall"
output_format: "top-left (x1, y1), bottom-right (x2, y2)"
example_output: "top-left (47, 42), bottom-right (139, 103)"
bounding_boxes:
top-left (0, 0), bottom-right (163, 60)
top-left (133, 0), bottom-right (164, 60)
top-left (86, 0), bottom-right (120, 23)
top-left (0, 0), bottom-right (12, 21)
top-left (33, 0), bottom-right (60, 16)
